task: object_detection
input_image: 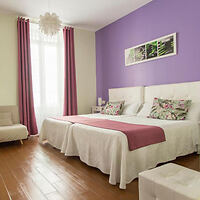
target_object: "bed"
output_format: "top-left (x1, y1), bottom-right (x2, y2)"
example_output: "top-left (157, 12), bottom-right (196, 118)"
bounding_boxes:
top-left (60, 81), bottom-right (200, 189)
top-left (39, 86), bottom-right (144, 150)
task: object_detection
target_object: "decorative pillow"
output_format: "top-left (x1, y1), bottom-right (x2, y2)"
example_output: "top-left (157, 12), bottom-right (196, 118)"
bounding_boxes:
top-left (122, 103), bottom-right (141, 115)
top-left (186, 102), bottom-right (200, 121)
top-left (149, 98), bottom-right (192, 120)
top-left (0, 112), bottom-right (13, 126)
top-left (137, 103), bottom-right (153, 117)
top-left (101, 101), bottom-right (124, 115)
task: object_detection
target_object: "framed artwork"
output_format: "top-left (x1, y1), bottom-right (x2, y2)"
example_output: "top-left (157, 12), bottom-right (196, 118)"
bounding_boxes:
top-left (125, 33), bottom-right (177, 66)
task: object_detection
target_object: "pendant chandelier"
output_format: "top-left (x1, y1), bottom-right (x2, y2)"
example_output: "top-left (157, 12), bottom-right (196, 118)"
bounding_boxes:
top-left (39, 0), bottom-right (62, 36)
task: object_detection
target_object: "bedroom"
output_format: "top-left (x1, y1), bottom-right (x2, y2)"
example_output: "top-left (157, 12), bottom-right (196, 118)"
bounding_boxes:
top-left (0, 0), bottom-right (200, 199)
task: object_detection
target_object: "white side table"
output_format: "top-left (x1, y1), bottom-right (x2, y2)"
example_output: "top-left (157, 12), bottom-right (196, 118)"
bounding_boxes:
top-left (91, 106), bottom-right (104, 114)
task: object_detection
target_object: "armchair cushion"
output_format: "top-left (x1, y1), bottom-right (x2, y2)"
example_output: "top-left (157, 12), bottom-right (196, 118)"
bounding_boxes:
top-left (0, 112), bottom-right (13, 126)
top-left (0, 106), bottom-right (20, 124)
top-left (0, 124), bottom-right (28, 142)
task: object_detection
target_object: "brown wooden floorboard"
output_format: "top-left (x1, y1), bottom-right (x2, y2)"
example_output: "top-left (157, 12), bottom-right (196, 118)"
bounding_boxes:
top-left (0, 137), bottom-right (199, 200)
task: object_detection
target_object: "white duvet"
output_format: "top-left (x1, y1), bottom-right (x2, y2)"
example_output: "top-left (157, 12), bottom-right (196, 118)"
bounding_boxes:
top-left (39, 114), bottom-right (128, 149)
top-left (39, 114), bottom-right (200, 189)
top-left (39, 118), bottom-right (72, 149)
top-left (61, 116), bottom-right (200, 189)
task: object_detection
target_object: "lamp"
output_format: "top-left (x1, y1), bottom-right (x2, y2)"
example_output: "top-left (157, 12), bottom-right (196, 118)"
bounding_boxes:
top-left (98, 97), bottom-right (102, 106)
top-left (39, 0), bottom-right (62, 36)
top-left (39, 12), bottom-right (61, 36)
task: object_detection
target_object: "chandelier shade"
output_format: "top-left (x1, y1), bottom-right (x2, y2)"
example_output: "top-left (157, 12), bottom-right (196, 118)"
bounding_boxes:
top-left (39, 12), bottom-right (61, 36)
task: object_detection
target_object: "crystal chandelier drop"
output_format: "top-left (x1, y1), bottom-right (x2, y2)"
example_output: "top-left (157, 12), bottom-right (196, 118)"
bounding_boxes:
top-left (39, 12), bottom-right (62, 36)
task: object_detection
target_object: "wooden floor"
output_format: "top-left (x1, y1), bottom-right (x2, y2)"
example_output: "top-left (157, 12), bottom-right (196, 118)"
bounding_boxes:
top-left (0, 137), bottom-right (199, 200)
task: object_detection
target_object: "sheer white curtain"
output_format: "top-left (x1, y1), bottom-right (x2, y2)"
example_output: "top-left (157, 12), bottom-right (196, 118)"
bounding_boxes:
top-left (30, 23), bottom-right (64, 131)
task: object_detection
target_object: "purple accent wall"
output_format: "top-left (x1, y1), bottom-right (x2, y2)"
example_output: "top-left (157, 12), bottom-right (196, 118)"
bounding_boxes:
top-left (96, 0), bottom-right (200, 101)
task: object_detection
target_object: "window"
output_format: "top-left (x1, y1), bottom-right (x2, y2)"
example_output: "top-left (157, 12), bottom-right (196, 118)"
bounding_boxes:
top-left (30, 23), bottom-right (64, 131)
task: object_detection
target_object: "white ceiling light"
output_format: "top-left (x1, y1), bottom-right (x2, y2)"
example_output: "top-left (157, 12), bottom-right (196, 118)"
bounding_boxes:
top-left (39, 0), bottom-right (62, 36)
top-left (39, 12), bottom-right (61, 36)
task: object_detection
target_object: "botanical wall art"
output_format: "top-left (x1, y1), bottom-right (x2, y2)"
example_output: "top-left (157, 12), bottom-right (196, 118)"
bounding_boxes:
top-left (125, 33), bottom-right (176, 66)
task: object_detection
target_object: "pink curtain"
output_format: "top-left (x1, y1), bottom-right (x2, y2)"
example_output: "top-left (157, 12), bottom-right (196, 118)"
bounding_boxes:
top-left (63, 27), bottom-right (78, 116)
top-left (17, 17), bottom-right (38, 135)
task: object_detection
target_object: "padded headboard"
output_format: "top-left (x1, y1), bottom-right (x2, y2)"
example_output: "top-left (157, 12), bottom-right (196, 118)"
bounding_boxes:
top-left (144, 81), bottom-right (200, 104)
top-left (109, 86), bottom-right (144, 104)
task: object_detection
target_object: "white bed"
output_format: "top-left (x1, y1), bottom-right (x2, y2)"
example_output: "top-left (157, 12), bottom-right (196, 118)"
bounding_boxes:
top-left (39, 86), bottom-right (144, 150)
top-left (62, 116), bottom-right (199, 189)
top-left (39, 114), bottom-right (135, 149)
top-left (61, 81), bottom-right (200, 189)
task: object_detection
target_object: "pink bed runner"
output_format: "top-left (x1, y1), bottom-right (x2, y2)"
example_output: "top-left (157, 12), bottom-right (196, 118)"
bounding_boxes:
top-left (55, 116), bottom-right (166, 151)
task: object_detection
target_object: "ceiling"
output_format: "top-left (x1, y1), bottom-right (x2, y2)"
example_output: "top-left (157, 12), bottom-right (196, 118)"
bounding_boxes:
top-left (0, 0), bottom-right (152, 31)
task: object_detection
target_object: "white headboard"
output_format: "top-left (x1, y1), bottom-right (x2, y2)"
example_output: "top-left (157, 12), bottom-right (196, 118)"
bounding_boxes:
top-left (109, 86), bottom-right (144, 104)
top-left (144, 81), bottom-right (200, 104)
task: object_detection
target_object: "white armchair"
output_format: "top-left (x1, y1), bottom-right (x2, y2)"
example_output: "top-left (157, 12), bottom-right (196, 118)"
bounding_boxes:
top-left (0, 105), bottom-right (28, 144)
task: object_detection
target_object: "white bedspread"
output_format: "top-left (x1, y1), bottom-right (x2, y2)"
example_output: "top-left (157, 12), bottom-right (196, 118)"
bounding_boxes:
top-left (39, 114), bottom-right (129, 149)
top-left (39, 118), bottom-right (72, 149)
top-left (61, 116), bottom-right (200, 189)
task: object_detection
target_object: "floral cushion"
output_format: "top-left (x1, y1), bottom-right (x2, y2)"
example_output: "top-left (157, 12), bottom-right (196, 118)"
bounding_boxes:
top-left (149, 98), bottom-right (192, 120)
top-left (101, 101), bottom-right (124, 115)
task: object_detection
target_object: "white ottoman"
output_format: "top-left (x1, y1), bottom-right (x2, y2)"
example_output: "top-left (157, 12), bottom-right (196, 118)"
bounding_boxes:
top-left (139, 163), bottom-right (200, 200)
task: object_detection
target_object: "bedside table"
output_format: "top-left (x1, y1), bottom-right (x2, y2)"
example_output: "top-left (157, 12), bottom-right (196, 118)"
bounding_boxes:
top-left (92, 106), bottom-right (104, 113)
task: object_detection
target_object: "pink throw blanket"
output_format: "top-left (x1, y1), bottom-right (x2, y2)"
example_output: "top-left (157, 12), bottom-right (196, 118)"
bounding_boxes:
top-left (55, 116), bottom-right (166, 150)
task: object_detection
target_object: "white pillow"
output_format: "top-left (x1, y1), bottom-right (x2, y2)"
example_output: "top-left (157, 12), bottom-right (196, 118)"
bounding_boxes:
top-left (122, 103), bottom-right (141, 115)
top-left (186, 102), bottom-right (200, 121)
top-left (137, 103), bottom-right (152, 117)
top-left (0, 112), bottom-right (13, 126)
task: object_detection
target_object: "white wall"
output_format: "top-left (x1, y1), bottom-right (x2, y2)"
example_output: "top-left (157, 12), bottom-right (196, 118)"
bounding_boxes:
top-left (74, 29), bottom-right (96, 114)
top-left (0, 13), bottom-right (96, 113)
top-left (0, 13), bottom-right (18, 105)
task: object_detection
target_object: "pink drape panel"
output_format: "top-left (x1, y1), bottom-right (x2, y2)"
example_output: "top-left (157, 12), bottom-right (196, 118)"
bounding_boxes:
top-left (63, 27), bottom-right (78, 116)
top-left (17, 17), bottom-right (38, 135)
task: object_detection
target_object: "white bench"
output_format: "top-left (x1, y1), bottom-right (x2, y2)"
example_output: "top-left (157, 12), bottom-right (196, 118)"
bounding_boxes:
top-left (139, 163), bottom-right (200, 200)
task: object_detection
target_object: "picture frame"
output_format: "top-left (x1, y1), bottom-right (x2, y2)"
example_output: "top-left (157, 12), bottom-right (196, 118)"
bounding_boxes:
top-left (125, 33), bottom-right (177, 66)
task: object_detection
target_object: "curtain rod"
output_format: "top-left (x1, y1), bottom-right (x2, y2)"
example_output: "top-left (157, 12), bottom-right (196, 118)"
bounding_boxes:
top-left (17, 15), bottom-right (95, 32)
top-left (18, 15), bottom-right (74, 29)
